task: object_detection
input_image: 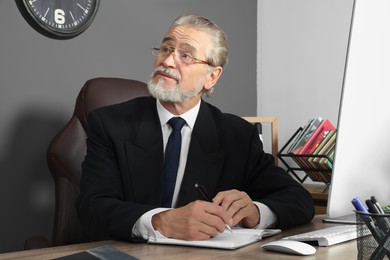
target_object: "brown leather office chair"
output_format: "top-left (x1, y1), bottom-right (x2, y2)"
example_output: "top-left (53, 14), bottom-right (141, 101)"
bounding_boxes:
top-left (24, 77), bottom-right (150, 250)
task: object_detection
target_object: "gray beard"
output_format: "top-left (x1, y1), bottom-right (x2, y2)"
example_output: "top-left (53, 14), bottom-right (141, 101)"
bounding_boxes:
top-left (147, 77), bottom-right (204, 103)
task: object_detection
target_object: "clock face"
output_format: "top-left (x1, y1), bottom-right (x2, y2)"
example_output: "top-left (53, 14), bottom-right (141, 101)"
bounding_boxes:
top-left (17, 0), bottom-right (100, 39)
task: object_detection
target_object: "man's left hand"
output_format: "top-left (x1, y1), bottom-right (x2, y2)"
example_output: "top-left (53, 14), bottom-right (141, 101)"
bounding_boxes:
top-left (212, 190), bottom-right (260, 228)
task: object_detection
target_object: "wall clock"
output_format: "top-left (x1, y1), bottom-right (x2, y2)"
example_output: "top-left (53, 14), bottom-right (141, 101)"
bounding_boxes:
top-left (16, 0), bottom-right (100, 40)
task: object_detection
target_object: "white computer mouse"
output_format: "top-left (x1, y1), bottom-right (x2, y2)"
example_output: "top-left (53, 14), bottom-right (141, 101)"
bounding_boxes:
top-left (261, 240), bottom-right (316, 256)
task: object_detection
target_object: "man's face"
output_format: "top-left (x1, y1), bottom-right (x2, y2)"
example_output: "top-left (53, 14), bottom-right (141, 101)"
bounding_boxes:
top-left (148, 25), bottom-right (214, 103)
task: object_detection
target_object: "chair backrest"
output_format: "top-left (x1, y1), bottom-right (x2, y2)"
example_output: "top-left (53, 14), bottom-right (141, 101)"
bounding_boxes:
top-left (47, 77), bottom-right (150, 246)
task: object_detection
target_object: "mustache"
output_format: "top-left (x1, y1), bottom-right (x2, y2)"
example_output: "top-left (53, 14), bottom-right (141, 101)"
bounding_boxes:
top-left (151, 66), bottom-right (181, 81)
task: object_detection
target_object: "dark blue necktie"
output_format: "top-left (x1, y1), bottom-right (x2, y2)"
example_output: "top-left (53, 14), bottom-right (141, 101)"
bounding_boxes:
top-left (162, 117), bottom-right (186, 207)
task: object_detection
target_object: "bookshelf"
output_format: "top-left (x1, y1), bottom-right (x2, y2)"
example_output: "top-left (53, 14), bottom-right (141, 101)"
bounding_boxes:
top-left (277, 126), bottom-right (334, 191)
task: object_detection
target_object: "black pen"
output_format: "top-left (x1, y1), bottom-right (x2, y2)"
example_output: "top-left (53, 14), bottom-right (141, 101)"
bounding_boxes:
top-left (371, 196), bottom-right (385, 214)
top-left (366, 199), bottom-right (380, 214)
top-left (371, 196), bottom-right (390, 230)
top-left (366, 199), bottom-right (389, 236)
top-left (194, 183), bottom-right (233, 233)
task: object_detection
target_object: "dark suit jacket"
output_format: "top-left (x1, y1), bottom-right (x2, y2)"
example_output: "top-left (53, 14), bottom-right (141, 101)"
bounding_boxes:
top-left (76, 96), bottom-right (314, 242)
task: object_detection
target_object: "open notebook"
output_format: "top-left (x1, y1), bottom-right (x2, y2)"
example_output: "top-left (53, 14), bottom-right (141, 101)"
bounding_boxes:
top-left (147, 227), bottom-right (281, 250)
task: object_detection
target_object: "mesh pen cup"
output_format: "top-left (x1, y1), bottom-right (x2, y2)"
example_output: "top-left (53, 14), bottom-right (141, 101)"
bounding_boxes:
top-left (356, 211), bottom-right (390, 260)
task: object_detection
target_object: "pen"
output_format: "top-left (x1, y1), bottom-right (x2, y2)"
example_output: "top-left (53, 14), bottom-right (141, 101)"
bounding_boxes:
top-left (194, 183), bottom-right (213, 201)
top-left (371, 196), bottom-right (390, 231)
top-left (371, 196), bottom-right (385, 214)
top-left (352, 197), bottom-right (386, 241)
top-left (366, 199), bottom-right (380, 214)
top-left (351, 197), bottom-right (369, 213)
top-left (194, 183), bottom-right (233, 233)
top-left (366, 199), bottom-right (389, 235)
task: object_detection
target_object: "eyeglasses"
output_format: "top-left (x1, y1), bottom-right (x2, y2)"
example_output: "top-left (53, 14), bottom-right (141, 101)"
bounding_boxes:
top-left (152, 44), bottom-right (210, 65)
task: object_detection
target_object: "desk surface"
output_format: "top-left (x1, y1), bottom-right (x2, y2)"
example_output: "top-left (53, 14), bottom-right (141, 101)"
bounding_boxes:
top-left (0, 215), bottom-right (357, 260)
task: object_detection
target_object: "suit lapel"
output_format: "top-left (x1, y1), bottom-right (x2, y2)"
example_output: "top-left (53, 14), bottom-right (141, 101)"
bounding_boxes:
top-left (125, 99), bottom-right (165, 205)
top-left (176, 101), bottom-right (226, 207)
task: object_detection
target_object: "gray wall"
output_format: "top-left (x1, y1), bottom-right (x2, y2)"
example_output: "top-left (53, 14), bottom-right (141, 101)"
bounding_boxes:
top-left (258, 0), bottom-right (354, 160)
top-left (0, 0), bottom-right (355, 253)
top-left (0, 0), bottom-right (256, 253)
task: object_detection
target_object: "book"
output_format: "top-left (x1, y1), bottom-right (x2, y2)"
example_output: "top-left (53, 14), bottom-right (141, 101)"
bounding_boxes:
top-left (312, 131), bottom-right (337, 169)
top-left (319, 145), bottom-right (336, 170)
top-left (303, 130), bottom-right (335, 182)
top-left (53, 245), bottom-right (139, 260)
top-left (289, 117), bottom-right (322, 153)
top-left (288, 117), bottom-right (323, 180)
top-left (308, 130), bottom-right (337, 167)
top-left (147, 227), bottom-right (281, 250)
top-left (288, 118), bottom-right (314, 153)
top-left (293, 119), bottom-right (335, 182)
top-left (297, 119), bottom-right (336, 155)
top-left (307, 145), bottom-right (334, 183)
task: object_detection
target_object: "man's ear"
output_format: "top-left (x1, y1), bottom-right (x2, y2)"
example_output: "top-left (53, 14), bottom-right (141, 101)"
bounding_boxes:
top-left (204, 66), bottom-right (223, 90)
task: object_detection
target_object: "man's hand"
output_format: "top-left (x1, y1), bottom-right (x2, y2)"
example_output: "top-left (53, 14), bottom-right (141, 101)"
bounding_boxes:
top-left (152, 200), bottom-right (232, 240)
top-left (213, 190), bottom-right (260, 228)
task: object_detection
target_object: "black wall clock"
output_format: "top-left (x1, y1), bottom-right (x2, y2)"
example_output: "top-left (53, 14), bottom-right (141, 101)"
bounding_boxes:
top-left (16, 0), bottom-right (100, 40)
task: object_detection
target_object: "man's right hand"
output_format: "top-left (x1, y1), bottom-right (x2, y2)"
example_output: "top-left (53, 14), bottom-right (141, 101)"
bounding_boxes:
top-left (151, 200), bottom-right (233, 240)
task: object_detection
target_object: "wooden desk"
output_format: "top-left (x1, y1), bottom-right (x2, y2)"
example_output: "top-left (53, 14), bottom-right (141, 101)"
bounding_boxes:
top-left (0, 215), bottom-right (357, 260)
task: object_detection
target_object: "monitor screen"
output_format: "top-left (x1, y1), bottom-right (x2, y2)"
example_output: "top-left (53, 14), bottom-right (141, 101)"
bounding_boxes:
top-left (327, 0), bottom-right (390, 218)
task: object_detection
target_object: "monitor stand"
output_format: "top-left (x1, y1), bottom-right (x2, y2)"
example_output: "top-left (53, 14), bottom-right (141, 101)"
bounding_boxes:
top-left (323, 214), bottom-right (356, 224)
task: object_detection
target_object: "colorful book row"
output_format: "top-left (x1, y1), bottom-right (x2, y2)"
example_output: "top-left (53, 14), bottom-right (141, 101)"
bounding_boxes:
top-left (288, 117), bottom-right (337, 183)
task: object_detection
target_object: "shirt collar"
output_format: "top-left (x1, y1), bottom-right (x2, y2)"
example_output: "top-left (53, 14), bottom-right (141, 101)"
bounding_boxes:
top-left (156, 99), bottom-right (201, 129)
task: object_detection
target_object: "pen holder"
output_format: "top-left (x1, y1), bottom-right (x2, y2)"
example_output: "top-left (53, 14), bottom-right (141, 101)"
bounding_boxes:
top-left (356, 211), bottom-right (390, 260)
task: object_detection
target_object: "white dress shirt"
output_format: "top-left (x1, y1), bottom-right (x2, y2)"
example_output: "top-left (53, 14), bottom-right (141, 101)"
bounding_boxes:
top-left (132, 100), bottom-right (276, 239)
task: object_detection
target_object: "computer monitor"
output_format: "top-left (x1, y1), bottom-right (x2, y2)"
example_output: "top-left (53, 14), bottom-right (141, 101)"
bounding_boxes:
top-left (327, 0), bottom-right (390, 218)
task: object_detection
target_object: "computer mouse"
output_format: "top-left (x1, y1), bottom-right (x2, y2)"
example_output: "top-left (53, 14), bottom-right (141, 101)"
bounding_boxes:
top-left (261, 240), bottom-right (316, 255)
